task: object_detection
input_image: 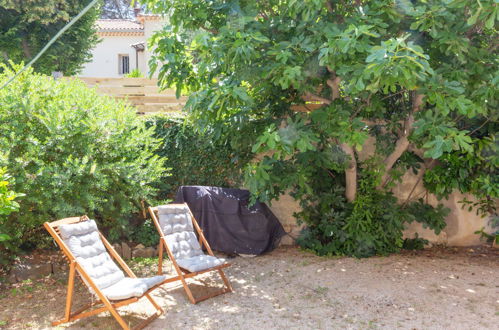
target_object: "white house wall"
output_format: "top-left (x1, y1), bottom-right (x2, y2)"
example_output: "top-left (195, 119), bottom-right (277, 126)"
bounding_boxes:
top-left (79, 35), bottom-right (145, 77)
top-left (143, 18), bottom-right (167, 78)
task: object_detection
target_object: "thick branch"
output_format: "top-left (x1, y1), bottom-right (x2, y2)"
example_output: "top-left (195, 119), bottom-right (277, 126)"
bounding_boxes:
top-left (379, 93), bottom-right (424, 188)
top-left (325, 69), bottom-right (356, 201)
top-left (201, 26), bottom-right (218, 34)
top-left (304, 92), bottom-right (331, 105)
top-left (326, 74), bottom-right (341, 100)
top-left (340, 143), bottom-right (357, 202)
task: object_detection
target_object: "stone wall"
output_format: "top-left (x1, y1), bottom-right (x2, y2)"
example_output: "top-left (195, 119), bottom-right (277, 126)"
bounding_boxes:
top-left (270, 185), bottom-right (493, 247)
top-left (269, 137), bottom-right (494, 246)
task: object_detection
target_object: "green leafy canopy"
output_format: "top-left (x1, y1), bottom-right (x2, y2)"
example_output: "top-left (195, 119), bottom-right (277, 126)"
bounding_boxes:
top-left (0, 0), bottom-right (100, 75)
top-left (143, 0), bottom-right (498, 256)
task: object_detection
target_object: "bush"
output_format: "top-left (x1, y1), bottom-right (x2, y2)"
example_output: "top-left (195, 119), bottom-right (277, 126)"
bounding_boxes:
top-left (295, 164), bottom-right (449, 258)
top-left (0, 64), bottom-right (167, 253)
top-left (146, 114), bottom-right (253, 199)
top-left (125, 69), bottom-right (143, 78)
top-left (0, 167), bottom-right (23, 265)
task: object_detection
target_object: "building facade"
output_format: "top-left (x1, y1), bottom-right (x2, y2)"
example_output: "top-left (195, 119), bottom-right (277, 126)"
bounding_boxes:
top-left (79, 14), bottom-right (165, 77)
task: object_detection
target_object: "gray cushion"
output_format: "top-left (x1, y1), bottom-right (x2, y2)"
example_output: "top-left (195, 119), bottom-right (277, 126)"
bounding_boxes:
top-left (59, 219), bottom-right (166, 300)
top-left (101, 276), bottom-right (166, 300)
top-left (158, 204), bottom-right (226, 272)
top-left (59, 220), bottom-right (125, 290)
top-left (158, 205), bottom-right (203, 260)
top-left (176, 255), bottom-right (225, 273)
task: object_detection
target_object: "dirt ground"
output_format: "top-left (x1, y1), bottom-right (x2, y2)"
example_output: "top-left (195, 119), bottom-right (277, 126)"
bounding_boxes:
top-left (0, 246), bottom-right (498, 330)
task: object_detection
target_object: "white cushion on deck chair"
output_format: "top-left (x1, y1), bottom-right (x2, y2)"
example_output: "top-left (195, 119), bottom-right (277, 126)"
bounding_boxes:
top-left (158, 204), bottom-right (226, 272)
top-left (59, 219), bottom-right (166, 300)
top-left (101, 276), bottom-right (166, 300)
top-left (176, 255), bottom-right (225, 273)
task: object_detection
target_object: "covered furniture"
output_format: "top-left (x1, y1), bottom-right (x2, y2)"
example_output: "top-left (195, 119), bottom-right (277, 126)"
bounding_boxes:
top-left (148, 203), bottom-right (232, 304)
top-left (44, 216), bottom-right (169, 330)
top-left (174, 186), bottom-right (286, 255)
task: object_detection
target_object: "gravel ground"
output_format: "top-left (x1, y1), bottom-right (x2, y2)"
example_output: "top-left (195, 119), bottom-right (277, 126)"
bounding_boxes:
top-left (0, 246), bottom-right (498, 329)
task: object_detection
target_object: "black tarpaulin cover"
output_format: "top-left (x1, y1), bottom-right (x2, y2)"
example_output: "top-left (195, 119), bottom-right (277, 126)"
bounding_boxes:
top-left (173, 186), bottom-right (286, 255)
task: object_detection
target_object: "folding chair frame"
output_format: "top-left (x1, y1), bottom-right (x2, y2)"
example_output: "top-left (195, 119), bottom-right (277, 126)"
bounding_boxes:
top-left (44, 216), bottom-right (172, 330)
top-left (148, 203), bottom-right (233, 304)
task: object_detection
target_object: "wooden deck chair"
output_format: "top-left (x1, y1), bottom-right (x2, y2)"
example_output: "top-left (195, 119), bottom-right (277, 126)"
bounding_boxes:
top-left (44, 216), bottom-right (173, 330)
top-left (148, 203), bottom-right (232, 304)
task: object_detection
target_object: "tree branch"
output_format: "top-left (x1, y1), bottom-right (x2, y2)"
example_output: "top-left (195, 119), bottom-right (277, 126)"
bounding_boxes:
top-left (340, 143), bottom-right (357, 202)
top-left (201, 26), bottom-right (218, 34)
top-left (402, 160), bottom-right (436, 206)
top-left (378, 92), bottom-right (424, 188)
top-left (304, 92), bottom-right (331, 105)
top-left (326, 70), bottom-right (341, 100)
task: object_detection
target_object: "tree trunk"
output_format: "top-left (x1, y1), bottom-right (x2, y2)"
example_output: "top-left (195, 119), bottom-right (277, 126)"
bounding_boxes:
top-left (325, 69), bottom-right (358, 202)
top-left (379, 93), bottom-right (424, 188)
top-left (340, 143), bottom-right (357, 202)
top-left (21, 38), bottom-right (32, 59)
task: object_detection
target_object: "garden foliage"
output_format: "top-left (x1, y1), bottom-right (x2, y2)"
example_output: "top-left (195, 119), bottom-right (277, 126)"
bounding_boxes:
top-left (0, 64), bottom-right (166, 258)
top-left (0, 167), bottom-right (23, 264)
top-left (129, 114), bottom-right (254, 247)
top-left (146, 113), bottom-right (253, 198)
top-left (144, 0), bottom-right (498, 257)
top-left (0, 0), bottom-right (100, 75)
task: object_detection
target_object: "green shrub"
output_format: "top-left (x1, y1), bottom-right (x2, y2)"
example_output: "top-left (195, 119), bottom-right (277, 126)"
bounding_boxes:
top-left (0, 167), bottom-right (24, 265)
top-left (0, 64), bottom-right (167, 252)
top-left (402, 235), bottom-right (429, 251)
top-left (124, 69), bottom-right (143, 78)
top-left (146, 114), bottom-right (253, 199)
top-left (131, 219), bottom-right (159, 247)
top-left (295, 164), bottom-right (449, 258)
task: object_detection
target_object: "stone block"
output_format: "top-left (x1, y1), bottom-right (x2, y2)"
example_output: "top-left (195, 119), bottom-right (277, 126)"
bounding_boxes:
top-left (112, 243), bottom-right (122, 258)
top-left (11, 261), bottom-right (52, 282)
top-left (121, 242), bottom-right (132, 260)
top-left (132, 246), bottom-right (155, 258)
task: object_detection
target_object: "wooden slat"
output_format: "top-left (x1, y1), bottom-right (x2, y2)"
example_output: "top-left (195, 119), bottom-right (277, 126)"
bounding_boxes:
top-left (78, 77), bottom-right (159, 86)
top-left (95, 85), bottom-right (176, 97)
top-left (74, 77), bottom-right (186, 113)
top-left (115, 96), bottom-right (187, 104)
top-left (135, 104), bottom-right (184, 112)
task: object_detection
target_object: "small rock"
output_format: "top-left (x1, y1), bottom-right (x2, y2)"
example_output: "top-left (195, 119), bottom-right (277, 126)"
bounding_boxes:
top-left (112, 244), bottom-right (122, 258)
top-left (132, 247), bottom-right (155, 258)
top-left (136, 244), bottom-right (145, 249)
top-left (7, 272), bottom-right (17, 284)
top-left (11, 261), bottom-right (52, 281)
top-left (121, 242), bottom-right (132, 260)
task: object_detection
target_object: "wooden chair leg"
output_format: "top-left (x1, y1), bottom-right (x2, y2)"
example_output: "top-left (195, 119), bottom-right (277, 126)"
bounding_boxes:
top-left (131, 294), bottom-right (164, 330)
top-left (157, 240), bottom-right (164, 275)
top-left (95, 292), bottom-right (130, 330)
top-left (179, 275), bottom-right (197, 304)
top-left (178, 268), bottom-right (233, 304)
top-left (64, 261), bottom-right (76, 321)
top-left (144, 293), bottom-right (163, 314)
top-left (218, 269), bottom-right (233, 292)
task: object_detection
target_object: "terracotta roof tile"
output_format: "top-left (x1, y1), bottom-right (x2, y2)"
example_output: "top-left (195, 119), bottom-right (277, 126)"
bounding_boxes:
top-left (96, 19), bottom-right (143, 32)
